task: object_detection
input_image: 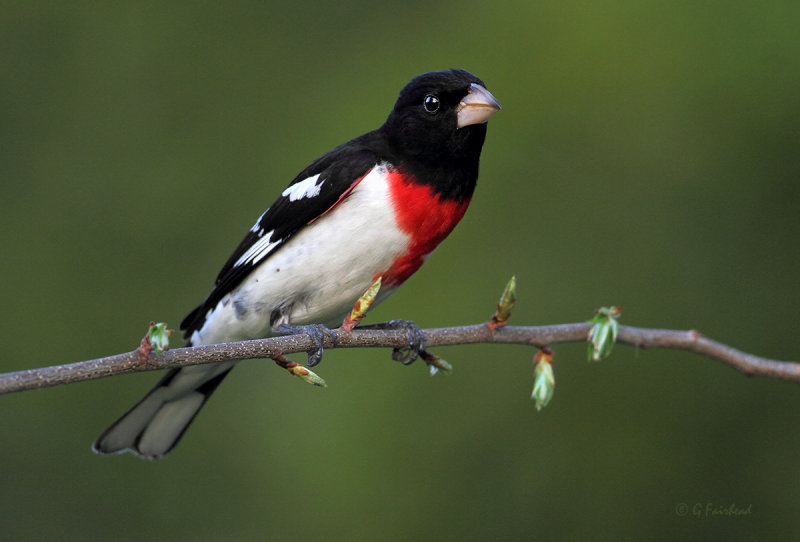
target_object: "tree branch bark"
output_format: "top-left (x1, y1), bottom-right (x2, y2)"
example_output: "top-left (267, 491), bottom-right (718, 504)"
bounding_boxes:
top-left (1, 322), bottom-right (797, 395)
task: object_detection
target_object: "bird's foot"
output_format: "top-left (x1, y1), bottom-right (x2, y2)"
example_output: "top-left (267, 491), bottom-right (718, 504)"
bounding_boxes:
top-left (357, 319), bottom-right (425, 365)
top-left (278, 323), bottom-right (336, 367)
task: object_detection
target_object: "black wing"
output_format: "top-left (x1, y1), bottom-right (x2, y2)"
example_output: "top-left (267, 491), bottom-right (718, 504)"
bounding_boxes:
top-left (180, 134), bottom-right (383, 339)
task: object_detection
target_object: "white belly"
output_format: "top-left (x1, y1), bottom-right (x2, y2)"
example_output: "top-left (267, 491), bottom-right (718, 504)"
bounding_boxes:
top-left (191, 165), bottom-right (408, 346)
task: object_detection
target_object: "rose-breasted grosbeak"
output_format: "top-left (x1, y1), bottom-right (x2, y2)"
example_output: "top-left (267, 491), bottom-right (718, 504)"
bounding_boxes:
top-left (93, 69), bottom-right (501, 459)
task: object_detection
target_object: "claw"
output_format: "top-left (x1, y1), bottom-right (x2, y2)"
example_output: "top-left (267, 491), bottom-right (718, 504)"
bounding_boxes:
top-left (278, 323), bottom-right (335, 367)
top-left (390, 319), bottom-right (425, 364)
top-left (359, 319), bottom-right (425, 365)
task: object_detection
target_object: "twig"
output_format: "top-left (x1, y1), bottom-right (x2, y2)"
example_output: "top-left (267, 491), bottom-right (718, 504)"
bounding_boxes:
top-left (0, 323), bottom-right (797, 395)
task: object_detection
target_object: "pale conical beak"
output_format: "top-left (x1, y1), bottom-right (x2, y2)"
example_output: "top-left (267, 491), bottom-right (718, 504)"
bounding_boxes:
top-left (456, 83), bottom-right (502, 128)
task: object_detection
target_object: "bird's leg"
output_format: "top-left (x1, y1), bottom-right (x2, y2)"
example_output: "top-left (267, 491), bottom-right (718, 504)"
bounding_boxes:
top-left (355, 319), bottom-right (425, 365)
top-left (277, 323), bottom-right (335, 367)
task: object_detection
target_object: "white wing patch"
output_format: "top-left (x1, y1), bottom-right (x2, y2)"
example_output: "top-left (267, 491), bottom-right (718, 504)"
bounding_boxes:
top-left (234, 229), bottom-right (278, 267)
top-left (249, 210), bottom-right (268, 234)
top-left (282, 174), bottom-right (324, 202)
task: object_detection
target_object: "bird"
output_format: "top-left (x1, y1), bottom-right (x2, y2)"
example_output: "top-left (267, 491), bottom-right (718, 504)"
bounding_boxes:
top-left (92, 69), bottom-right (501, 459)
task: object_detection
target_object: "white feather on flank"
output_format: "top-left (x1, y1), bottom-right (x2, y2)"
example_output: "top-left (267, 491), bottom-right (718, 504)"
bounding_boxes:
top-left (282, 174), bottom-right (323, 201)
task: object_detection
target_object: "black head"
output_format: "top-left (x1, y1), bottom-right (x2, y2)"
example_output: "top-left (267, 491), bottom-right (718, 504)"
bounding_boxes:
top-left (382, 69), bottom-right (501, 171)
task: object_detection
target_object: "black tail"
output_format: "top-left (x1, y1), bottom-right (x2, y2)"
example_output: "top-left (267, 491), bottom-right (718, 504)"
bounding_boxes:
top-left (92, 363), bottom-right (234, 460)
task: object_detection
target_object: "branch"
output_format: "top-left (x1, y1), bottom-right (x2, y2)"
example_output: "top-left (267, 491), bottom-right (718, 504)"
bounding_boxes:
top-left (1, 322), bottom-right (798, 395)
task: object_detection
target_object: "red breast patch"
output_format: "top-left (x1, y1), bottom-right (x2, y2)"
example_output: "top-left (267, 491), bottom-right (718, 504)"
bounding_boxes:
top-left (379, 169), bottom-right (471, 286)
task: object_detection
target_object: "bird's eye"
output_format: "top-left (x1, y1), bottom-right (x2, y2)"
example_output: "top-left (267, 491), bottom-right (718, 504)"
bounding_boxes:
top-left (423, 95), bottom-right (440, 113)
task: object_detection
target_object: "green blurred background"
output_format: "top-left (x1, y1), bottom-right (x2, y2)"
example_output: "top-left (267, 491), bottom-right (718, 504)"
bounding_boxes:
top-left (2, 1), bottom-right (799, 540)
